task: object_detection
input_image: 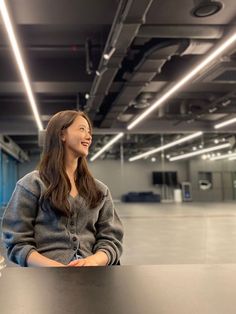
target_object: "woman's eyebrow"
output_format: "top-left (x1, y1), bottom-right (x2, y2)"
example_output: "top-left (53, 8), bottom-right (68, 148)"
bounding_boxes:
top-left (78, 124), bottom-right (92, 132)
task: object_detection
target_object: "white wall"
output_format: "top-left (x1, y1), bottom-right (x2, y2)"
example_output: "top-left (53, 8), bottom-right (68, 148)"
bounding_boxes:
top-left (188, 158), bottom-right (236, 201)
top-left (89, 159), bottom-right (188, 199)
top-left (18, 155), bottom-right (189, 200)
top-left (17, 154), bottom-right (236, 201)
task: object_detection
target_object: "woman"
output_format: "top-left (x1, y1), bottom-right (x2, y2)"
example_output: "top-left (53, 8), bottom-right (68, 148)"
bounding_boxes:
top-left (2, 110), bottom-right (123, 267)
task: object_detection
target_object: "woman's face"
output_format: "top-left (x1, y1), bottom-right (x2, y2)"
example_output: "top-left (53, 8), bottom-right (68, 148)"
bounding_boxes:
top-left (61, 115), bottom-right (92, 158)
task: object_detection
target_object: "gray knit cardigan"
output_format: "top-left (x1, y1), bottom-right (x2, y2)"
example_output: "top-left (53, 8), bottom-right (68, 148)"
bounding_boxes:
top-left (1, 170), bottom-right (123, 266)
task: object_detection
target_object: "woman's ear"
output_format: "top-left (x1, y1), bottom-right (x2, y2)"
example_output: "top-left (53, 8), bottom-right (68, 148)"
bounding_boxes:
top-left (61, 129), bottom-right (66, 142)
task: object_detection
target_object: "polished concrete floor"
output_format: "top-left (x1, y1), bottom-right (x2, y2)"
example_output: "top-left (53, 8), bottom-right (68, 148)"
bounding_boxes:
top-left (117, 201), bottom-right (236, 265)
top-left (1, 201), bottom-right (236, 266)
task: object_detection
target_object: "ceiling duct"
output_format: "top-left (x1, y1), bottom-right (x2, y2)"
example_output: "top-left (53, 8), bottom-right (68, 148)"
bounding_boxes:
top-left (111, 31), bottom-right (235, 128)
top-left (85, 0), bottom-right (155, 119)
top-left (101, 32), bottom-right (220, 127)
top-left (101, 39), bottom-right (191, 127)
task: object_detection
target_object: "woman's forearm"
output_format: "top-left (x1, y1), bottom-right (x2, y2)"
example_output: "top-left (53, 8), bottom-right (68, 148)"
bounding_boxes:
top-left (93, 251), bottom-right (109, 265)
top-left (26, 250), bottom-right (65, 267)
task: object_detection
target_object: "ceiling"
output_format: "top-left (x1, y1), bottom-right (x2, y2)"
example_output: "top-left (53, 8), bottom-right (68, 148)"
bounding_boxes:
top-left (0, 0), bottom-right (236, 161)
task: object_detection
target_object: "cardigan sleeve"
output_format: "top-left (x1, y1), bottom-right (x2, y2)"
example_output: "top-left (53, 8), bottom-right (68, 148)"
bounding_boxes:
top-left (93, 188), bottom-right (124, 265)
top-left (1, 183), bottom-right (38, 266)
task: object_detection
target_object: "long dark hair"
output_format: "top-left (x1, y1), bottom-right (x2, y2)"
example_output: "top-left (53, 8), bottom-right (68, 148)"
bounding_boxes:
top-left (38, 110), bottom-right (103, 216)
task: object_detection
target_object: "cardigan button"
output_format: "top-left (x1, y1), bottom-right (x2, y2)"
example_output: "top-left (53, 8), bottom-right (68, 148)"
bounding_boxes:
top-left (72, 236), bottom-right (77, 241)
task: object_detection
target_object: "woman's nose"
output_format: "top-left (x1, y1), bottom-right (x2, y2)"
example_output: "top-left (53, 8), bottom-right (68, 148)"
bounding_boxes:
top-left (86, 132), bottom-right (92, 141)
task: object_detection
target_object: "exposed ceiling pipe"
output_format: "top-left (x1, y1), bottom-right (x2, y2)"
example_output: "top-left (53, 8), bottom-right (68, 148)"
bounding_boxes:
top-left (85, 0), bottom-right (129, 113)
top-left (85, 0), bottom-right (154, 120)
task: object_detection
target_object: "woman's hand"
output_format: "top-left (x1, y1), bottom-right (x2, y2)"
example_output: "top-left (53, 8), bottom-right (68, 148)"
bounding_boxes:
top-left (68, 256), bottom-right (99, 267)
top-left (27, 250), bottom-right (66, 267)
top-left (68, 251), bottom-right (109, 267)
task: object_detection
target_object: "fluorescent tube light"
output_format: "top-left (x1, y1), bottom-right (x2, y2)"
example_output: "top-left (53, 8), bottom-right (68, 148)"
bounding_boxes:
top-left (129, 131), bottom-right (202, 162)
top-left (90, 132), bottom-right (124, 162)
top-left (0, 0), bottom-right (43, 130)
top-left (169, 143), bottom-right (231, 161)
top-left (210, 152), bottom-right (236, 161)
top-left (127, 31), bottom-right (236, 130)
top-left (214, 117), bottom-right (236, 129)
top-left (229, 156), bottom-right (236, 161)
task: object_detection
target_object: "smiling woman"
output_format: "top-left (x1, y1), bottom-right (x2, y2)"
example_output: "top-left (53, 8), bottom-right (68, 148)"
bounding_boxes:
top-left (1, 110), bottom-right (124, 267)
top-left (61, 115), bottom-right (92, 160)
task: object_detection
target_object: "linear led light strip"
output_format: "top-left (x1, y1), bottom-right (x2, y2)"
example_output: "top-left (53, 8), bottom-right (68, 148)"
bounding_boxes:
top-left (129, 131), bottom-right (202, 162)
top-left (210, 152), bottom-right (236, 161)
top-left (127, 31), bottom-right (236, 130)
top-left (214, 117), bottom-right (236, 129)
top-left (169, 143), bottom-right (231, 161)
top-left (0, 0), bottom-right (43, 130)
top-left (90, 133), bottom-right (124, 162)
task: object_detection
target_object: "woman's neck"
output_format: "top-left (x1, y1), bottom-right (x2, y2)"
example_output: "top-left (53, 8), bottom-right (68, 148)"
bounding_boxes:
top-left (64, 154), bottom-right (78, 179)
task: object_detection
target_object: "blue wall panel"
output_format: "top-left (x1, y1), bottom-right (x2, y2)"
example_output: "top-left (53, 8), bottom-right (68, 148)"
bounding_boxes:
top-left (0, 149), bottom-right (18, 207)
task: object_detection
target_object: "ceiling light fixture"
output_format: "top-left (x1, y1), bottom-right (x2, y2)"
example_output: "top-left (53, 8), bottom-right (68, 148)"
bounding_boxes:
top-left (103, 47), bottom-right (116, 60)
top-left (169, 143), bottom-right (231, 161)
top-left (129, 131), bottom-right (202, 162)
top-left (191, 1), bottom-right (223, 18)
top-left (209, 107), bottom-right (217, 113)
top-left (127, 31), bottom-right (236, 130)
top-left (222, 99), bottom-right (231, 107)
top-left (214, 117), bottom-right (236, 129)
top-left (96, 67), bottom-right (108, 77)
top-left (0, 0), bottom-right (43, 130)
top-left (229, 156), bottom-right (236, 161)
top-left (210, 152), bottom-right (236, 161)
top-left (90, 132), bottom-right (124, 162)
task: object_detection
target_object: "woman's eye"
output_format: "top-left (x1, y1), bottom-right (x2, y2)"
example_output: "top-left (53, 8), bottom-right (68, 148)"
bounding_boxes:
top-left (80, 127), bottom-right (85, 131)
